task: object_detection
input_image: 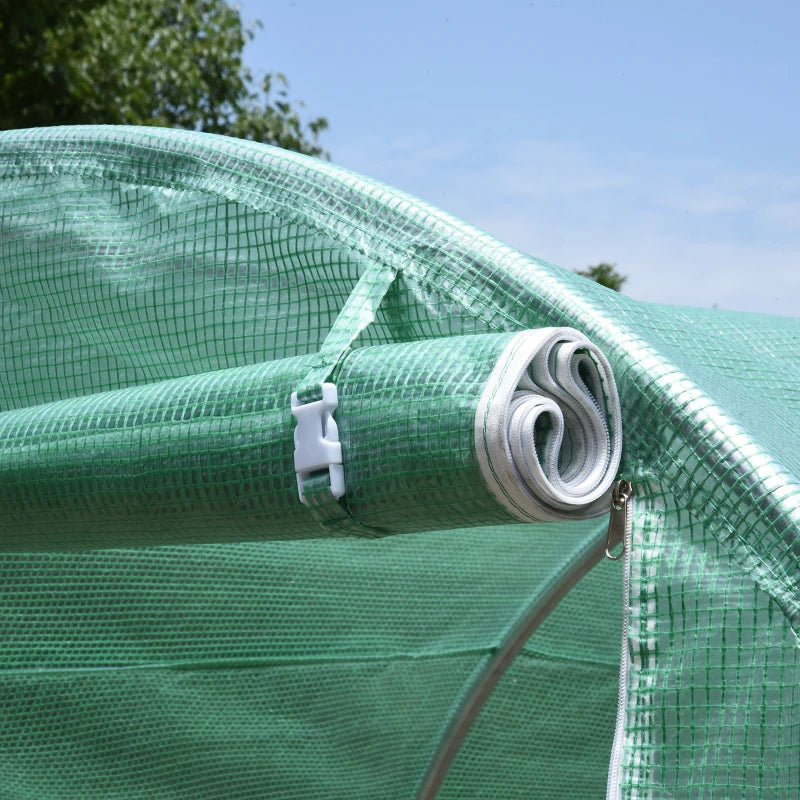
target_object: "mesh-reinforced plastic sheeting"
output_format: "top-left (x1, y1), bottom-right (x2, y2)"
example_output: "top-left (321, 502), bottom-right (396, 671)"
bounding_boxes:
top-left (1, 126), bottom-right (799, 799)
top-left (1, 328), bottom-right (621, 550)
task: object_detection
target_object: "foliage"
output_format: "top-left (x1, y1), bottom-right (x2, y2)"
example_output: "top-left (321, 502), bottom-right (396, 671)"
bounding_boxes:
top-left (0, 0), bottom-right (328, 157)
top-left (575, 262), bottom-right (627, 292)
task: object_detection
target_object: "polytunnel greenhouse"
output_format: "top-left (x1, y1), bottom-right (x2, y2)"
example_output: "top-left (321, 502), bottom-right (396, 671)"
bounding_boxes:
top-left (1, 125), bottom-right (799, 799)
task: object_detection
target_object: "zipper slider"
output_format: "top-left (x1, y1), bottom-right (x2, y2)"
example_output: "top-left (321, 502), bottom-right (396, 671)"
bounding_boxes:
top-left (605, 479), bottom-right (633, 560)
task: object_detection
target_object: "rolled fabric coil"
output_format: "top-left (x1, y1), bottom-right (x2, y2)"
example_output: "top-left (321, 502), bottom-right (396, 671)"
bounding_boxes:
top-left (474, 328), bottom-right (622, 522)
top-left (0, 329), bottom-right (622, 550)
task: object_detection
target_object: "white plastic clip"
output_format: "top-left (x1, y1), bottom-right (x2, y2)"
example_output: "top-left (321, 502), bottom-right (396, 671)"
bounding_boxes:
top-left (290, 383), bottom-right (345, 504)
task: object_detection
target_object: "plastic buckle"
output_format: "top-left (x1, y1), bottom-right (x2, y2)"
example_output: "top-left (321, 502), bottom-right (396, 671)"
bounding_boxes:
top-left (290, 382), bottom-right (345, 505)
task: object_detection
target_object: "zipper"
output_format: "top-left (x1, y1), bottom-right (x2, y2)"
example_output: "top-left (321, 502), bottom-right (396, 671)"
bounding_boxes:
top-left (604, 480), bottom-right (632, 560)
top-left (606, 480), bottom-right (634, 800)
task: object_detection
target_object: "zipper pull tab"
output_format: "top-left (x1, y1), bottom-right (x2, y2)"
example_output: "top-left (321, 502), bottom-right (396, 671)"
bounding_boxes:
top-left (605, 479), bottom-right (633, 561)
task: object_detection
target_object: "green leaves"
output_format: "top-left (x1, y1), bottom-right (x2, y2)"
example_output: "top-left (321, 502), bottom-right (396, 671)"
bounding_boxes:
top-left (575, 262), bottom-right (627, 292)
top-left (0, 0), bottom-right (328, 157)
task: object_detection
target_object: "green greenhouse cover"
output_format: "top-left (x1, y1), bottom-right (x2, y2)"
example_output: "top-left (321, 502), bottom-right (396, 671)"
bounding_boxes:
top-left (1, 125), bottom-right (799, 799)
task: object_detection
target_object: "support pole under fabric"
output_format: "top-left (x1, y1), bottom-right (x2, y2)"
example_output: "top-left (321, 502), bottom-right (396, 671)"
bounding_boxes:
top-left (415, 521), bottom-right (609, 800)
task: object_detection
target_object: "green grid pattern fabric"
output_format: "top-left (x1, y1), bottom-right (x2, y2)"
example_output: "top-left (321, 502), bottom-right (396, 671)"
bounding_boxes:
top-left (1, 523), bottom-right (615, 800)
top-left (0, 334), bottom-right (533, 550)
top-left (1, 125), bottom-right (799, 798)
top-left (623, 483), bottom-right (800, 797)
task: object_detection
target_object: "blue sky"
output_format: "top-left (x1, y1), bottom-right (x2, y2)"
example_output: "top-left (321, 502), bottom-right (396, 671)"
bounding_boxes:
top-left (238, 0), bottom-right (800, 316)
